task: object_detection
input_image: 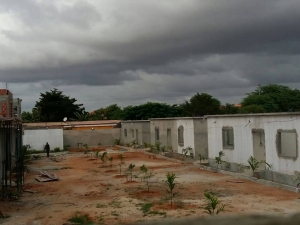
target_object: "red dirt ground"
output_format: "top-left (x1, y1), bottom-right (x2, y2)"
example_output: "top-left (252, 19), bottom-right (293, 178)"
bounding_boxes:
top-left (1, 149), bottom-right (300, 225)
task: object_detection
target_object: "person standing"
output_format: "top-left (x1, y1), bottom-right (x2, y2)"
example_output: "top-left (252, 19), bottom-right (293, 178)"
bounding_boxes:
top-left (44, 142), bottom-right (50, 158)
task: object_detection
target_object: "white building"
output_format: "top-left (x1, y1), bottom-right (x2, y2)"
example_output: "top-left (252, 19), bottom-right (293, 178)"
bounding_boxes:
top-left (206, 113), bottom-right (300, 186)
top-left (150, 117), bottom-right (208, 157)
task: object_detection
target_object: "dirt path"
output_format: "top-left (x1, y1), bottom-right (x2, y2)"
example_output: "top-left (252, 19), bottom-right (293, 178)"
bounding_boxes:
top-left (1, 150), bottom-right (300, 225)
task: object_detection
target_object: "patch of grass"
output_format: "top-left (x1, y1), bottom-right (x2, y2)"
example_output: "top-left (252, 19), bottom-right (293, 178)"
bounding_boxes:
top-left (68, 212), bottom-right (94, 225)
top-left (111, 211), bottom-right (119, 217)
top-left (109, 200), bottom-right (122, 208)
top-left (141, 203), bottom-right (153, 215)
top-left (148, 210), bottom-right (166, 216)
top-left (96, 204), bottom-right (107, 208)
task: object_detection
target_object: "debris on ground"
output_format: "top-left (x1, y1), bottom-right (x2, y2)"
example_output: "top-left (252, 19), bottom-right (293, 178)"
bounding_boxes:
top-left (35, 171), bottom-right (58, 182)
top-left (226, 180), bottom-right (244, 183)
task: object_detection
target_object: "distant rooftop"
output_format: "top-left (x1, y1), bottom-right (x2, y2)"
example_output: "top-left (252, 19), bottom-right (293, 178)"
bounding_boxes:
top-left (205, 112), bottom-right (300, 118)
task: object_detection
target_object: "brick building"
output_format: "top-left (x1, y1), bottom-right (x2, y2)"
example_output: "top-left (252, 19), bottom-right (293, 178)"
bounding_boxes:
top-left (0, 89), bottom-right (13, 118)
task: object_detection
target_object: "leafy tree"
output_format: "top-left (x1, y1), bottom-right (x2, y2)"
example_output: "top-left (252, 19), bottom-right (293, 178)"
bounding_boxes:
top-left (21, 111), bottom-right (34, 122)
top-left (242, 84), bottom-right (300, 112)
top-left (35, 89), bottom-right (85, 122)
top-left (220, 103), bottom-right (239, 114)
top-left (239, 104), bottom-right (265, 114)
top-left (74, 112), bottom-right (90, 121)
top-left (89, 104), bottom-right (122, 120)
top-left (122, 102), bottom-right (185, 120)
top-left (183, 93), bottom-right (221, 116)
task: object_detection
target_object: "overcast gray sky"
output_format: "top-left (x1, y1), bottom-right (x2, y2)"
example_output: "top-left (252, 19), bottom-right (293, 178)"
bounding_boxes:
top-left (1, 0), bottom-right (300, 112)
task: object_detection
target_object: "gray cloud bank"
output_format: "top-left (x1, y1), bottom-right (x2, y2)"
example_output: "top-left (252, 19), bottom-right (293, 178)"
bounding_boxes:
top-left (1, 0), bottom-right (300, 111)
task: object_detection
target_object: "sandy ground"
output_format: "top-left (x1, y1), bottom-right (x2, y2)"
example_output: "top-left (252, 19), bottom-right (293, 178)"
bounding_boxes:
top-left (1, 149), bottom-right (300, 225)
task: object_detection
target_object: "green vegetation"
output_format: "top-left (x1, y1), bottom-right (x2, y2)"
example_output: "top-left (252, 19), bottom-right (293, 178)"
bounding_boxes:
top-left (198, 154), bottom-right (207, 164)
top-left (68, 212), bottom-right (94, 225)
top-left (164, 173), bottom-right (179, 207)
top-left (140, 164), bottom-right (154, 192)
top-left (118, 154), bottom-right (125, 175)
top-left (215, 151), bottom-right (225, 169)
top-left (127, 163), bottom-right (136, 181)
top-left (114, 139), bottom-right (121, 145)
top-left (247, 156), bottom-right (260, 172)
top-left (203, 192), bottom-right (225, 215)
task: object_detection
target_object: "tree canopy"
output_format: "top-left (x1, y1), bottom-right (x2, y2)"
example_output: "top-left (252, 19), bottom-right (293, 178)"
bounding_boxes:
top-left (183, 93), bottom-right (221, 116)
top-left (241, 84), bottom-right (300, 112)
top-left (34, 88), bottom-right (85, 122)
top-left (122, 102), bottom-right (186, 120)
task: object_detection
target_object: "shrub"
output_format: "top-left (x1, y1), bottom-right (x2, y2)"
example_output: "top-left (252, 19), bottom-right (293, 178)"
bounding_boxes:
top-left (203, 192), bottom-right (225, 215)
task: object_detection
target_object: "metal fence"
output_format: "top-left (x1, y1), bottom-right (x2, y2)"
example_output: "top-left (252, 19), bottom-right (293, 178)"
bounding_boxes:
top-left (1, 119), bottom-right (23, 199)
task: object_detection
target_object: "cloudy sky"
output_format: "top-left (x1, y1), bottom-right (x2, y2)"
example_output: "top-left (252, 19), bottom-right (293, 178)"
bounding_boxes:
top-left (1, 0), bottom-right (300, 112)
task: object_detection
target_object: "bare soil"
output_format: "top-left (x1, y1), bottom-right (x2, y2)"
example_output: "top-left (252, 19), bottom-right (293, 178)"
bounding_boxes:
top-left (1, 150), bottom-right (300, 225)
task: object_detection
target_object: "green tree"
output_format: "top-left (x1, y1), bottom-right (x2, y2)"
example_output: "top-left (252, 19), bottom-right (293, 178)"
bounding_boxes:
top-left (220, 103), bottom-right (239, 114)
top-left (35, 88), bottom-right (85, 122)
top-left (21, 111), bottom-right (34, 122)
top-left (122, 102), bottom-right (185, 120)
top-left (239, 104), bottom-right (265, 114)
top-left (183, 93), bottom-right (221, 116)
top-left (89, 104), bottom-right (122, 120)
top-left (242, 84), bottom-right (300, 112)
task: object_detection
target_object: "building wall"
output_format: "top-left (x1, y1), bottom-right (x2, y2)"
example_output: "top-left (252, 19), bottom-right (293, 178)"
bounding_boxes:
top-left (176, 119), bottom-right (195, 155)
top-left (13, 98), bottom-right (22, 119)
top-left (23, 129), bottom-right (64, 150)
top-left (150, 119), bottom-right (178, 152)
top-left (207, 115), bottom-right (300, 175)
top-left (193, 118), bottom-right (208, 157)
top-left (63, 128), bottom-right (120, 147)
top-left (0, 89), bottom-right (13, 118)
top-left (121, 121), bottom-right (150, 145)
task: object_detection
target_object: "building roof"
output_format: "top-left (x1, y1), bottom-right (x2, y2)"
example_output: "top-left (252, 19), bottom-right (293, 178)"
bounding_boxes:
top-left (23, 120), bottom-right (120, 129)
top-left (205, 112), bottom-right (300, 118)
top-left (149, 117), bottom-right (205, 121)
top-left (121, 120), bottom-right (150, 123)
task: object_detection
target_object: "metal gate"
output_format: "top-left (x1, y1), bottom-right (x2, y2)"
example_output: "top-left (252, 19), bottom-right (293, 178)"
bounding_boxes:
top-left (1, 119), bottom-right (23, 199)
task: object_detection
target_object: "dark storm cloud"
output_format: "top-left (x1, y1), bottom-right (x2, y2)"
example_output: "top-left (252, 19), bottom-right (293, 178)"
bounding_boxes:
top-left (1, 0), bottom-right (300, 111)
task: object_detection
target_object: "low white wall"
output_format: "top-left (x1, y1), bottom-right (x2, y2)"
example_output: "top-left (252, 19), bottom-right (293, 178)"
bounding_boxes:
top-left (23, 129), bottom-right (64, 150)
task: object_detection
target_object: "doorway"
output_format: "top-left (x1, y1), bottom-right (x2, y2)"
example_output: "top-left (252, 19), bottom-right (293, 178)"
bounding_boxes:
top-left (252, 129), bottom-right (266, 168)
top-left (167, 129), bottom-right (172, 150)
top-left (136, 129), bottom-right (139, 145)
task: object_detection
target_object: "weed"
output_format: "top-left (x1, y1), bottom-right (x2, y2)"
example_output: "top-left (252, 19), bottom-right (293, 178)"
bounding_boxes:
top-left (198, 154), bottom-right (206, 164)
top-left (215, 151), bottom-right (225, 169)
top-left (141, 203), bottom-right (153, 215)
top-left (114, 139), bottom-right (121, 145)
top-left (54, 147), bottom-right (61, 152)
top-left (96, 204), bottom-right (107, 208)
top-left (68, 211), bottom-right (94, 225)
top-left (248, 156), bottom-right (260, 172)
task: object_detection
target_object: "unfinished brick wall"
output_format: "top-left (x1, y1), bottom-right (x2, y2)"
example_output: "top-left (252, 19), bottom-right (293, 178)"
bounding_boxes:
top-left (0, 89), bottom-right (13, 118)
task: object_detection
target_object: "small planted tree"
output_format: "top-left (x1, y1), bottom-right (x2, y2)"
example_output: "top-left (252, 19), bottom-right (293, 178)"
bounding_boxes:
top-left (94, 150), bottom-right (100, 159)
top-left (215, 151), bottom-right (225, 169)
top-left (247, 156), bottom-right (260, 173)
top-left (108, 156), bottom-right (114, 167)
top-left (83, 144), bottom-right (90, 155)
top-left (140, 164), bottom-right (154, 192)
top-left (118, 154), bottom-right (125, 175)
top-left (126, 163), bottom-right (135, 181)
top-left (204, 192), bottom-right (225, 216)
top-left (100, 152), bottom-right (108, 165)
top-left (164, 173), bottom-right (179, 207)
top-left (114, 139), bottom-right (121, 145)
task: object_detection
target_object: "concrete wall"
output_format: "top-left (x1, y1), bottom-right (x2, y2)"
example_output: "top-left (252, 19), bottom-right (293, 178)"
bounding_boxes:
top-left (176, 119), bottom-right (195, 155)
top-left (23, 129), bottom-right (64, 150)
top-left (193, 118), bottom-right (208, 157)
top-left (63, 128), bottom-right (120, 147)
top-left (121, 121), bottom-right (150, 145)
top-left (207, 114), bottom-right (300, 175)
top-left (150, 119), bottom-right (178, 152)
top-left (150, 118), bottom-right (208, 156)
